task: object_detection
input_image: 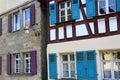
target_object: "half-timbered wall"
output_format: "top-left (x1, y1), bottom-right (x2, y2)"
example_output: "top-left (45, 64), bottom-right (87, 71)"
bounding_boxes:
top-left (48, 0), bottom-right (120, 43)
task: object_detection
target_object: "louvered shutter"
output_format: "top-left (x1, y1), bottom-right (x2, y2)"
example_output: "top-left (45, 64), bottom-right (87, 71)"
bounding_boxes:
top-left (7, 53), bottom-right (11, 75)
top-left (0, 18), bottom-right (2, 35)
top-left (49, 53), bottom-right (57, 79)
top-left (72, 0), bottom-right (80, 20)
top-left (30, 4), bottom-right (35, 26)
top-left (49, 2), bottom-right (56, 25)
top-left (117, 0), bottom-right (120, 12)
top-left (86, 0), bottom-right (96, 18)
top-left (30, 50), bottom-right (37, 75)
top-left (8, 14), bottom-right (12, 32)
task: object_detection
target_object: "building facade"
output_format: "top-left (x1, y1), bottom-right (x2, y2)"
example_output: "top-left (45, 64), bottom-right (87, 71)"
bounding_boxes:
top-left (0, 0), bottom-right (47, 80)
top-left (47, 0), bottom-right (120, 80)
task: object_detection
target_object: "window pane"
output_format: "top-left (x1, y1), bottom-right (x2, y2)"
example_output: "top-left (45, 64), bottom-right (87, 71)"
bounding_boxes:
top-left (70, 63), bottom-right (75, 71)
top-left (61, 3), bottom-right (65, 9)
top-left (77, 53), bottom-right (83, 60)
top-left (24, 8), bottom-right (30, 26)
top-left (63, 63), bottom-right (68, 71)
top-left (88, 52), bottom-right (94, 60)
top-left (114, 62), bottom-right (120, 78)
top-left (103, 62), bottom-right (111, 78)
top-left (67, 2), bottom-right (71, 7)
top-left (108, 0), bottom-right (116, 12)
top-left (113, 52), bottom-right (120, 60)
top-left (61, 17), bottom-right (65, 22)
top-left (102, 52), bottom-right (110, 60)
top-left (71, 71), bottom-right (75, 77)
top-left (70, 55), bottom-right (74, 61)
top-left (63, 55), bottom-right (68, 61)
top-left (61, 11), bottom-right (65, 16)
top-left (63, 71), bottom-right (69, 77)
top-left (99, 0), bottom-right (106, 14)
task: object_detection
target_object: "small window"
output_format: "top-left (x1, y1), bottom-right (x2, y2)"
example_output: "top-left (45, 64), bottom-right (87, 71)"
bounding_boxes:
top-left (59, 1), bottom-right (72, 22)
top-left (50, 55), bottom-right (55, 62)
top-left (77, 53), bottom-right (83, 60)
top-left (14, 54), bottom-right (21, 73)
top-left (24, 53), bottom-right (31, 73)
top-left (14, 12), bottom-right (20, 31)
top-left (98, 0), bottom-right (116, 15)
top-left (87, 52), bottom-right (94, 60)
top-left (23, 8), bottom-right (30, 27)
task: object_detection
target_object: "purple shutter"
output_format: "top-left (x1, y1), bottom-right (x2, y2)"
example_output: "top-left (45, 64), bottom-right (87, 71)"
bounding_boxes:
top-left (30, 4), bottom-right (35, 26)
top-left (30, 50), bottom-right (37, 75)
top-left (8, 14), bottom-right (12, 32)
top-left (7, 53), bottom-right (11, 75)
top-left (0, 56), bottom-right (2, 75)
top-left (0, 18), bottom-right (2, 35)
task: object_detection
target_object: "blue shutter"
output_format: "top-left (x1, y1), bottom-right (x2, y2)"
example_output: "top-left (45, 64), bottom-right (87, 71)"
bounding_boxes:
top-left (49, 2), bottom-right (56, 25)
top-left (72, 0), bottom-right (80, 20)
top-left (76, 51), bottom-right (86, 79)
top-left (49, 53), bottom-right (57, 79)
top-left (86, 0), bottom-right (96, 18)
top-left (117, 0), bottom-right (120, 12)
top-left (86, 50), bottom-right (97, 80)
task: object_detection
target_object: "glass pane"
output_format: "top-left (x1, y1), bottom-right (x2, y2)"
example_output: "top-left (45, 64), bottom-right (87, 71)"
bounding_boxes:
top-left (68, 15), bottom-right (72, 21)
top-left (70, 63), bottom-right (75, 71)
top-left (63, 63), bottom-right (68, 71)
top-left (103, 62), bottom-right (111, 78)
top-left (67, 2), bottom-right (71, 7)
top-left (25, 8), bottom-right (30, 26)
top-left (71, 71), bottom-right (75, 77)
top-left (108, 0), bottom-right (116, 12)
top-left (70, 54), bottom-right (74, 61)
top-left (99, 0), bottom-right (106, 14)
top-left (113, 52), bottom-right (120, 60)
top-left (102, 52), bottom-right (110, 60)
top-left (67, 9), bottom-right (72, 15)
top-left (114, 62), bottom-right (120, 78)
top-left (63, 71), bottom-right (69, 77)
top-left (63, 55), bottom-right (68, 61)
top-left (61, 17), bottom-right (65, 22)
top-left (87, 52), bottom-right (94, 60)
top-left (61, 3), bottom-right (65, 9)
top-left (61, 11), bottom-right (65, 16)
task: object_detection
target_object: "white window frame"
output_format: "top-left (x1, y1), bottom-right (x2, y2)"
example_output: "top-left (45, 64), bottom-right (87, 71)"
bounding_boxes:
top-left (98, 0), bottom-right (116, 15)
top-left (13, 12), bottom-right (20, 31)
top-left (101, 51), bottom-right (120, 80)
top-left (23, 8), bottom-right (30, 27)
top-left (59, 1), bottom-right (72, 22)
top-left (61, 54), bottom-right (75, 78)
top-left (24, 53), bottom-right (31, 73)
top-left (14, 54), bottom-right (21, 73)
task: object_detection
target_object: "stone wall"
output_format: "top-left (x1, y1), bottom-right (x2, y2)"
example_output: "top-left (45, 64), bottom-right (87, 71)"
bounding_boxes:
top-left (0, 0), bottom-right (47, 80)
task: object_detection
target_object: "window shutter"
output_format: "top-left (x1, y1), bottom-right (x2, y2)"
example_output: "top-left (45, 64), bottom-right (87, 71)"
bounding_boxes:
top-left (30, 50), bottom-right (37, 75)
top-left (0, 56), bottom-right (2, 75)
top-left (72, 0), bottom-right (80, 20)
top-left (8, 14), bottom-right (12, 32)
top-left (0, 18), bottom-right (2, 35)
top-left (117, 0), bottom-right (120, 12)
top-left (7, 53), bottom-right (11, 75)
top-left (49, 2), bottom-right (56, 25)
top-left (30, 4), bottom-right (35, 26)
top-left (49, 53), bottom-right (57, 79)
top-left (86, 0), bottom-right (96, 18)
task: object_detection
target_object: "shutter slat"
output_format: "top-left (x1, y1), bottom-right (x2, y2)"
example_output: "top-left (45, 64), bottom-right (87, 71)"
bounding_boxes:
top-left (7, 53), bottom-right (11, 75)
top-left (49, 53), bottom-right (57, 79)
top-left (0, 56), bottom-right (2, 75)
top-left (72, 0), bottom-right (80, 20)
top-left (0, 18), bottom-right (2, 35)
top-left (30, 4), bottom-right (35, 26)
top-left (49, 2), bottom-right (56, 25)
top-left (86, 0), bottom-right (96, 18)
top-left (8, 14), bottom-right (12, 32)
top-left (30, 50), bottom-right (37, 75)
top-left (117, 0), bottom-right (120, 12)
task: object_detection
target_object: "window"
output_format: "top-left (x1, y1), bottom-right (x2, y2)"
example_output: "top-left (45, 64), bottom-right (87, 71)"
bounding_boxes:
top-left (59, 1), bottom-right (72, 22)
top-left (14, 12), bottom-right (20, 31)
top-left (24, 53), bottom-right (31, 73)
top-left (101, 51), bottom-right (120, 79)
top-left (98, 0), bottom-right (116, 14)
top-left (14, 54), bottom-right (21, 73)
top-left (61, 54), bottom-right (75, 78)
top-left (23, 8), bottom-right (30, 27)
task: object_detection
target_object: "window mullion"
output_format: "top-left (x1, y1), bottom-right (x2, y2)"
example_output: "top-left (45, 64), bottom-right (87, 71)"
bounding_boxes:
top-left (65, 3), bottom-right (67, 21)
top-left (106, 0), bottom-right (109, 13)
